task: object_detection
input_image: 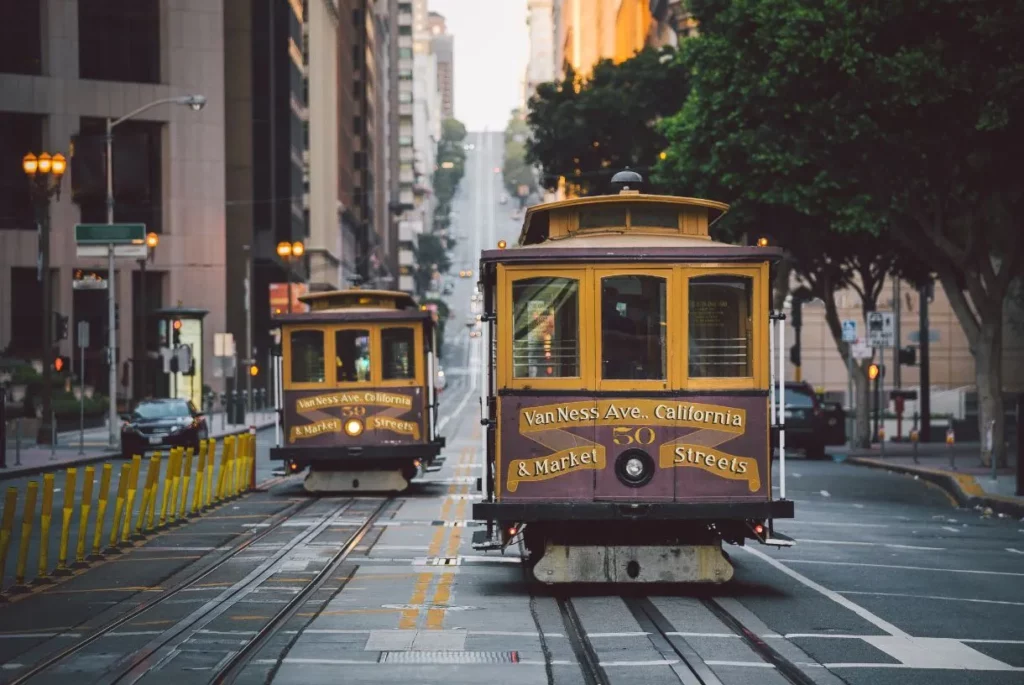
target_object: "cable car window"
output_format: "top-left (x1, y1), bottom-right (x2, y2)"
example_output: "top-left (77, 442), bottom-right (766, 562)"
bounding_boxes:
top-left (335, 329), bottom-right (371, 382)
top-left (688, 276), bottom-right (753, 378)
top-left (290, 330), bottom-right (325, 383)
top-left (381, 327), bottom-right (416, 380)
top-left (512, 277), bottom-right (579, 378)
top-left (629, 205), bottom-right (678, 229)
top-left (600, 275), bottom-right (666, 380)
top-left (578, 205), bottom-right (627, 230)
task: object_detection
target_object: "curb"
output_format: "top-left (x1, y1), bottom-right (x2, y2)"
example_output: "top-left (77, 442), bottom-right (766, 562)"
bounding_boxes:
top-left (0, 421), bottom-right (276, 481)
top-left (847, 457), bottom-right (1024, 518)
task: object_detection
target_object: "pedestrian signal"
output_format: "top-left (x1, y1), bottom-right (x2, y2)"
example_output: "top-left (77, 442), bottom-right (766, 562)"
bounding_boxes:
top-left (249, 364), bottom-right (259, 377)
top-left (172, 319), bottom-right (182, 345)
top-left (868, 363), bottom-right (880, 380)
top-left (53, 355), bottom-right (70, 373)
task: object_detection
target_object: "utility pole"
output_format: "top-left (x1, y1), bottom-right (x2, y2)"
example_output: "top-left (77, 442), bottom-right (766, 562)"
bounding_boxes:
top-left (893, 277), bottom-right (901, 391)
top-left (244, 245), bottom-right (253, 408)
top-left (919, 281), bottom-right (931, 441)
top-left (105, 117), bottom-right (119, 448)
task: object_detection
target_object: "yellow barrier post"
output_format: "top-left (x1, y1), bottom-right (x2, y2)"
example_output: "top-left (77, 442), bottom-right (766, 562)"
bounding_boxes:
top-left (120, 455), bottom-right (142, 546)
top-left (159, 448), bottom-right (179, 529)
top-left (135, 456), bottom-right (158, 538)
top-left (216, 437), bottom-right (231, 502)
top-left (204, 439), bottom-right (215, 509)
top-left (89, 464), bottom-right (113, 560)
top-left (1, 487), bottom-right (19, 592)
top-left (228, 435), bottom-right (238, 497)
top-left (146, 454), bottom-right (162, 531)
top-left (235, 435), bottom-right (245, 494)
top-left (33, 473), bottom-right (56, 585)
top-left (53, 468), bottom-right (78, 576)
top-left (177, 447), bottom-right (193, 522)
top-left (245, 433), bottom-right (254, 491)
top-left (168, 447), bottom-right (183, 526)
top-left (191, 442), bottom-right (207, 516)
top-left (104, 464), bottom-right (131, 555)
top-left (73, 467), bottom-right (95, 568)
top-left (8, 481), bottom-right (38, 593)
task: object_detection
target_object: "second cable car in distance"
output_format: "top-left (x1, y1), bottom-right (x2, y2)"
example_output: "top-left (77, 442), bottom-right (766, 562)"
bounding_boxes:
top-left (270, 289), bottom-right (446, 493)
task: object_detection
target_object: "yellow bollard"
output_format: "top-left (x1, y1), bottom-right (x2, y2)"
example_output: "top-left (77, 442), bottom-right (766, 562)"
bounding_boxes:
top-left (33, 473), bottom-right (56, 585)
top-left (204, 439), bottom-right (215, 508)
top-left (146, 454), bottom-right (162, 531)
top-left (227, 435), bottom-right (238, 497)
top-left (90, 464), bottom-right (113, 560)
top-left (234, 435), bottom-right (244, 495)
top-left (168, 448), bottom-right (183, 525)
top-left (74, 467), bottom-right (95, 567)
top-left (10, 482), bottom-right (39, 592)
top-left (159, 448), bottom-right (179, 528)
top-left (54, 468), bottom-right (78, 576)
top-left (105, 464), bottom-right (131, 554)
top-left (192, 442), bottom-right (207, 516)
top-left (215, 438), bottom-right (231, 502)
top-left (177, 447), bottom-right (193, 522)
top-left (120, 455), bottom-right (142, 545)
top-left (244, 433), bottom-right (254, 491)
top-left (0, 487), bottom-right (19, 590)
top-left (137, 456), bottom-right (158, 536)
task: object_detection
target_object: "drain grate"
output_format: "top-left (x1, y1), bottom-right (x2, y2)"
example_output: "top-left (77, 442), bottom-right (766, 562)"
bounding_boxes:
top-left (378, 651), bottom-right (519, 664)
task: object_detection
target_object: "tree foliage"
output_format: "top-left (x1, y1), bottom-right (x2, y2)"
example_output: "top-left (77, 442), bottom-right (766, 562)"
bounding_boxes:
top-left (433, 117), bottom-right (469, 223)
top-left (654, 0), bottom-right (1023, 458)
top-left (526, 47), bottom-right (690, 196)
top-left (412, 232), bottom-right (451, 296)
top-left (502, 110), bottom-right (537, 201)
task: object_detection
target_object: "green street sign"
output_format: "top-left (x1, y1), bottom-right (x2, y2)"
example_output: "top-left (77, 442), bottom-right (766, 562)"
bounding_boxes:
top-left (74, 223), bottom-right (146, 245)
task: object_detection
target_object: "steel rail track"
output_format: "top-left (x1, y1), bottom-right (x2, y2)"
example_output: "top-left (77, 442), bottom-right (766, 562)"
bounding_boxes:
top-left (555, 596), bottom-right (609, 685)
top-left (5, 496), bottom-right (318, 685)
top-left (210, 497), bottom-right (392, 684)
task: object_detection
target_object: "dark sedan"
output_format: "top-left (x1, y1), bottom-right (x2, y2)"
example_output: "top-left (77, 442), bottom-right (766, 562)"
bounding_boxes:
top-left (773, 381), bottom-right (846, 460)
top-left (120, 398), bottom-right (209, 459)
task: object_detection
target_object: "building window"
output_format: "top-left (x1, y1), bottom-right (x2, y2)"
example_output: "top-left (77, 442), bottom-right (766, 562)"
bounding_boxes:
top-left (512, 277), bottom-right (579, 379)
top-left (78, 0), bottom-right (160, 83)
top-left (600, 275), bottom-right (666, 381)
top-left (381, 328), bottom-right (416, 380)
top-left (399, 48), bottom-right (413, 59)
top-left (688, 275), bottom-right (753, 378)
top-left (399, 92), bottom-right (413, 104)
top-left (0, 113), bottom-right (43, 231)
top-left (0, 2), bottom-right (42, 75)
top-left (399, 25), bottom-right (412, 36)
top-left (336, 330), bottom-right (371, 382)
top-left (290, 330), bottom-right (325, 383)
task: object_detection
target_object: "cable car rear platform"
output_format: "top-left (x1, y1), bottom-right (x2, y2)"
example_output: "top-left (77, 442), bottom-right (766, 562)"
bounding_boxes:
top-left (270, 437), bottom-right (445, 469)
top-left (473, 499), bottom-right (793, 522)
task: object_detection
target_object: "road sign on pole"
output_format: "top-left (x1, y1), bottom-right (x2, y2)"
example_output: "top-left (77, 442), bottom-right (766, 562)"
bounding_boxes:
top-left (77, 321), bottom-right (90, 349)
top-left (841, 319), bottom-right (858, 343)
top-left (867, 311), bottom-right (895, 348)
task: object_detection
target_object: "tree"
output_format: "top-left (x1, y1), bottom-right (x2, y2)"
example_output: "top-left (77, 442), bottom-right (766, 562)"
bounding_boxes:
top-left (657, 0), bottom-right (1023, 462)
top-left (526, 47), bottom-right (690, 196)
top-left (412, 232), bottom-right (451, 296)
top-left (502, 110), bottom-right (537, 202)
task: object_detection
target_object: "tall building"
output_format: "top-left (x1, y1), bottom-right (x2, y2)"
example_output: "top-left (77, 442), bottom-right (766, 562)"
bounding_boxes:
top-left (412, 0), bottom-right (440, 236)
top-left (524, 0), bottom-right (555, 103)
top-left (223, 0), bottom-right (309, 385)
top-left (429, 12), bottom-right (454, 120)
top-left (1, 0), bottom-right (227, 409)
top-left (394, 0), bottom-right (418, 294)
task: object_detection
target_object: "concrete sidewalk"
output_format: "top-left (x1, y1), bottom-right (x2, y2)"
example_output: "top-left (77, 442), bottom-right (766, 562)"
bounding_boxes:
top-left (835, 441), bottom-right (1024, 517)
top-left (0, 410), bottom-right (278, 480)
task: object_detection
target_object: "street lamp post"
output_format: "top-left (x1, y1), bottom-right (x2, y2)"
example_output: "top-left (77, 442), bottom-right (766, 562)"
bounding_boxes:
top-left (138, 232), bottom-right (159, 400)
top-left (276, 241), bottom-right (305, 314)
top-left (243, 244), bottom-right (252, 408)
top-left (22, 151), bottom-right (67, 444)
top-left (104, 94), bottom-right (206, 447)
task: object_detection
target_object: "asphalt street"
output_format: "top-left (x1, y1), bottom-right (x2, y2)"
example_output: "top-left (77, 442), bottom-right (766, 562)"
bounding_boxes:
top-left (0, 133), bottom-right (1021, 684)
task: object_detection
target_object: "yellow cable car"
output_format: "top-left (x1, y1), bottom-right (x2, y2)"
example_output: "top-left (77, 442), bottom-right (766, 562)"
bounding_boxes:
top-left (270, 290), bottom-right (445, 492)
top-left (472, 170), bottom-right (794, 583)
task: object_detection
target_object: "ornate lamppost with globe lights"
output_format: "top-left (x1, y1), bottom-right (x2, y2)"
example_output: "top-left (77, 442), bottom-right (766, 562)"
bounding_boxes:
top-left (137, 231), bottom-right (159, 399)
top-left (22, 151), bottom-right (67, 444)
top-left (276, 241), bottom-right (305, 314)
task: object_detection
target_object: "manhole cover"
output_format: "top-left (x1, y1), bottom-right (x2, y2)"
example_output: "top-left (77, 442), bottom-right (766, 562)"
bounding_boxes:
top-left (378, 651), bottom-right (518, 664)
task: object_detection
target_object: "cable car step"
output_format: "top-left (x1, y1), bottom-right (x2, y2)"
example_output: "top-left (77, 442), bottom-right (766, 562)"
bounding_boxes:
top-left (425, 465), bottom-right (444, 473)
top-left (763, 531), bottom-right (795, 548)
top-left (471, 529), bottom-right (502, 551)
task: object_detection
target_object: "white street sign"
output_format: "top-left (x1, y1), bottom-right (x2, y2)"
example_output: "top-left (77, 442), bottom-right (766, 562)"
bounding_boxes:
top-left (851, 340), bottom-right (873, 360)
top-left (867, 311), bottom-right (895, 348)
top-left (214, 333), bottom-right (235, 357)
top-left (76, 244), bottom-right (147, 259)
top-left (841, 319), bottom-right (858, 343)
top-left (77, 321), bottom-right (90, 348)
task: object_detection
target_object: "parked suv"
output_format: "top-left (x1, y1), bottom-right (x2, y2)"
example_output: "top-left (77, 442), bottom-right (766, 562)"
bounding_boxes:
top-left (776, 382), bottom-right (845, 459)
top-left (120, 398), bottom-right (209, 459)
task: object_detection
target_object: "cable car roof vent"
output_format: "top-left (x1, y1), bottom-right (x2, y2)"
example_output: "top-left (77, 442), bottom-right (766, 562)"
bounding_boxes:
top-left (610, 168), bottom-right (644, 195)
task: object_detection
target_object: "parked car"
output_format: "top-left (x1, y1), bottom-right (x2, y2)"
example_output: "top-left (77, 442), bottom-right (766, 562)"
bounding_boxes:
top-left (120, 398), bottom-right (209, 459)
top-left (775, 381), bottom-right (845, 459)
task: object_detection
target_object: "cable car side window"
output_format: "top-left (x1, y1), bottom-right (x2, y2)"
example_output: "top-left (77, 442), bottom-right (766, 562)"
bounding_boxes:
top-left (688, 276), bottom-right (753, 378)
top-left (600, 275), bottom-right (667, 380)
top-left (512, 277), bottom-right (579, 378)
top-left (335, 329), bottom-right (371, 382)
top-left (290, 330), bottom-right (325, 383)
top-left (381, 327), bottom-right (416, 380)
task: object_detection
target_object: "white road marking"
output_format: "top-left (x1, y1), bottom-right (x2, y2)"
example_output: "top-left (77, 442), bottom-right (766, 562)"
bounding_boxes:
top-left (665, 632), bottom-right (742, 639)
top-left (602, 660), bottom-right (679, 667)
top-left (864, 636), bottom-right (1017, 670)
top-left (941, 526), bottom-right (960, 533)
top-left (795, 539), bottom-right (945, 551)
top-left (785, 521), bottom-right (889, 529)
top-left (1006, 548), bottom-right (1024, 555)
top-left (706, 661), bottom-right (775, 668)
top-left (104, 631), bottom-right (163, 637)
top-left (588, 632), bottom-right (649, 638)
top-left (742, 546), bottom-right (910, 638)
top-left (839, 590), bottom-right (1024, 607)
top-left (783, 559), bottom-right (1024, 577)
top-left (853, 503), bottom-right (865, 508)
top-left (819, 490), bottom-right (831, 497)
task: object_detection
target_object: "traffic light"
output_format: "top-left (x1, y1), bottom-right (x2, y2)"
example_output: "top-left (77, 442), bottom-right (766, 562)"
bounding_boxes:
top-left (53, 355), bottom-right (70, 373)
top-left (898, 346), bottom-right (917, 366)
top-left (249, 363), bottom-right (259, 377)
top-left (172, 319), bottom-right (182, 345)
top-left (169, 355), bottom-right (179, 373)
top-left (868, 363), bottom-right (881, 380)
top-left (54, 313), bottom-right (69, 341)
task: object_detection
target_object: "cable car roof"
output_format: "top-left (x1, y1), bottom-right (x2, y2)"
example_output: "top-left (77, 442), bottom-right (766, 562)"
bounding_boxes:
top-left (297, 289), bottom-right (419, 312)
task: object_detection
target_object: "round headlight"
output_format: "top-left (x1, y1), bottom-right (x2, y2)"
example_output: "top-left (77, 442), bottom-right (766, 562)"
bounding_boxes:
top-left (344, 419), bottom-right (364, 436)
top-left (615, 450), bottom-right (654, 487)
top-left (625, 457), bottom-right (644, 478)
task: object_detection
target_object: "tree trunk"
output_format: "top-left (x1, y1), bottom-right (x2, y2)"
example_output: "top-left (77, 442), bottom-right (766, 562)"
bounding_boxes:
top-left (853, 361), bottom-right (872, 448)
top-left (975, 320), bottom-right (1006, 468)
top-left (772, 258), bottom-right (793, 311)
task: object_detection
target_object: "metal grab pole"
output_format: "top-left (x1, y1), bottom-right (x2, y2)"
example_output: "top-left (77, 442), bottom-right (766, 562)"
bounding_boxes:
top-left (106, 118), bottom-right (118, 449)
top-left (79, 341), bottom-right (85, 455)
top-left (779, 312), bottom-right (786, 501)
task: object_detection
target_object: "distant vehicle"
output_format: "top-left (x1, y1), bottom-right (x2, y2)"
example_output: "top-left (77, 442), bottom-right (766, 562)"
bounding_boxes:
top-left (443, 283), bottom-right (454, 295)
top-left (459, 269), bottom-right (474, 278)
top-left (776, 381), bottom-right (846, 459)
top-left (469, 329), bottom-right (481, 338)
top-left (464, 143), bottom-right (475, 151)
top-left (120, 398), bottom-right (208, 460)
top-left (499, 193), bottom-right (509, 205)
top-left (436, 365), bottom-right (447, 392)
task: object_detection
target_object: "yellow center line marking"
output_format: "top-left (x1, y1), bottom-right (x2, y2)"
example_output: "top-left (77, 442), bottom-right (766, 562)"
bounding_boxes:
top-left (426, 573), bottom-right (456, 629)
